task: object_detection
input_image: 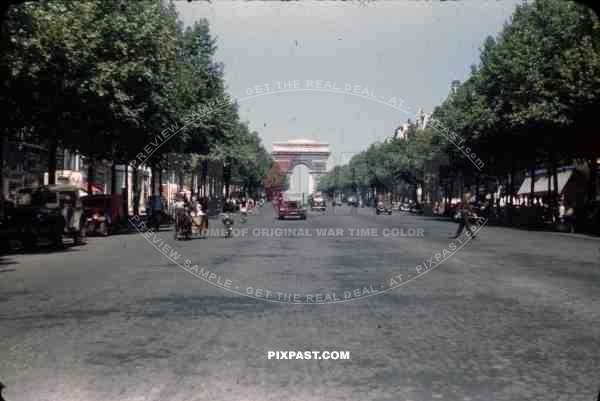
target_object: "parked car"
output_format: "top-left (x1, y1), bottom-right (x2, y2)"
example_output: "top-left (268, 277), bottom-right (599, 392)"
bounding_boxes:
top-left (278, 200), bottom-right (307, 220)
top-left (346, 195), bottom-right (358, 207)
top-left (409, 203), bottom-right (424, 215)
top-left (376, 201), bottom-right (393, 215)
top-left (10, 185), bottom-right (86, 248)
top-left (82, 194), bottom-right (123, 236)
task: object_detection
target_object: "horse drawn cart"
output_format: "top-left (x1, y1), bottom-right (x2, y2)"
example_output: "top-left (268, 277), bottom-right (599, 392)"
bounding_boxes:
top-left (173, 206), bottom-right (208, 240)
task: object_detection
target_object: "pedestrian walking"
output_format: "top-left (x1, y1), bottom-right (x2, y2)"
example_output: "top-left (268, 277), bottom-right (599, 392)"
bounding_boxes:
top-left (454, 192), bottom-right (478, 240)
top-left (193, 201), bottom-right (208, 238)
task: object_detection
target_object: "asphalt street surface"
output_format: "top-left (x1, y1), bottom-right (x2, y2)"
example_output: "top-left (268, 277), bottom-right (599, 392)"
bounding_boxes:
top-left (1, 204), bottom-right (599, 401)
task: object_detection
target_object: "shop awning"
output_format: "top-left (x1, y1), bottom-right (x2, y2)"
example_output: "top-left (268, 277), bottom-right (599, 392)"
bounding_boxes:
top-left (517, 169), bottom-right (573, 195)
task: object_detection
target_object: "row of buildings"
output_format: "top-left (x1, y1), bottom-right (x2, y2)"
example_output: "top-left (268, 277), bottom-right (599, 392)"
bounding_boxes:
top-left (2, 139), bottom-right (238, 215)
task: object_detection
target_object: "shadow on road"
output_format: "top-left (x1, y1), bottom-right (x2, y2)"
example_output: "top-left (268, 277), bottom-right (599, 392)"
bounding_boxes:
top-left (0, 256), bottom-right (16, 265)
top-left (0, 242), bottom-right (85, 256)
top-left (0, 256), bottom-right (17, 271)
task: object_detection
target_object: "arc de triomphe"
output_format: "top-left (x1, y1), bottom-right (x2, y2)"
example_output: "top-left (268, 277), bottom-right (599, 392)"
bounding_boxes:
top-left (271, 139), bottom-right (330, 195)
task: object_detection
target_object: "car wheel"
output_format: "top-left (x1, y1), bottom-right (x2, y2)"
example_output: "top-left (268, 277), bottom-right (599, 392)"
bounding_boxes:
top-left (75, 227), bottom-right (87, 245)
top-left (52, 233), bottom-right (64, 249)
top-left (22, 234), bottom-right (36, 250)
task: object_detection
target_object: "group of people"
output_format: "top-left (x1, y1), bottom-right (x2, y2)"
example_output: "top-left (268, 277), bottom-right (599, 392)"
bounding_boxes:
top-left (222, 196), bottom-right (256, 214)
top-left (172, 194), bottom-right (208, 235)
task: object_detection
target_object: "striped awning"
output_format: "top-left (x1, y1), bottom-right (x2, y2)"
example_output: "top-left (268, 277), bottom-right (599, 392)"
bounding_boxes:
top-left (517, 169), bottom-right (573, 195)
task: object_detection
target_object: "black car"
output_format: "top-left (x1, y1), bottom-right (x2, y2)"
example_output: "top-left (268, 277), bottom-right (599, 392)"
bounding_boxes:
top-left (10, 187), bottom-right (67, 248)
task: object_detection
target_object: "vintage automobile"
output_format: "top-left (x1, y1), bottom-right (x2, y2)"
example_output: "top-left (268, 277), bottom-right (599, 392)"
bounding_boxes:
top-left (278, 200), bottom-right (307, 220)
top-left (399, 203), bottom-right (411, 212)
top-left (375, 201), bottom-right (393, 215)
top-left (310, 196), bottom-right (326, 212)
top-left (409, 203), bottom-right (424, 215)
top-left (346, 195), bottom-right (359, 207)
top-left (10, 185), bottom-right (86, 248)
top-left (82, 194), bottom-right (123, 236)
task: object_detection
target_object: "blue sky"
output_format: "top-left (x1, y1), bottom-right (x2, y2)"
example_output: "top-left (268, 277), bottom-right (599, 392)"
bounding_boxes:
top-left (175, 0), bottom-right (521, 166)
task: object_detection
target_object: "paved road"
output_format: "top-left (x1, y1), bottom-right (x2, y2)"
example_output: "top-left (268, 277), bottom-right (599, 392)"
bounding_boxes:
top-left (1, 205), bottom-right (599, 401)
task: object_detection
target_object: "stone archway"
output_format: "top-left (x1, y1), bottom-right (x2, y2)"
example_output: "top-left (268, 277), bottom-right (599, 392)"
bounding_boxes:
top-left (271, 139), bottom-right (330, 195)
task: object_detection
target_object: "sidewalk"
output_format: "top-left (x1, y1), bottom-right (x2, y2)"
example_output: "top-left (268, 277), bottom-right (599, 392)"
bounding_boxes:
top-left (417, 214), bottom-right (600, 240)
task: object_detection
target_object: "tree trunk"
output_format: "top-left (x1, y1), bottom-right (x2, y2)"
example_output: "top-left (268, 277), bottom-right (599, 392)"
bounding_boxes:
top-left (508, 169), bottom-right (514, 206)
top-left (0, 136), bottom-right (5, 220)
top-left (150, 164), bottom-right (156, 196)
top-left (158, 168), bottom-right (163, 198)
top-left (0, 136), bottom-right (5, 196)
top-left (552, 162), bottom-right (559, 221)
top-left (87, 159), bottom-right (94, 194)
top-left (123, 164), bottom-right (129, 218)
top-left (47, 136), bottom-right (58, 185)
top-left (547, 162), bottom-right (552, 204)
top-left (133, 167), bottom-right (139, 216)
top-left (529, 165), bottom-right (536, 206)
top-left (110, 161), bottom-right (117, 195)
top-left (588, 157), bottom-right (597, 203)
top-left (412, 183), bottom-right (418, 203)
top-left (202, 159), bottom-right (208, 198)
